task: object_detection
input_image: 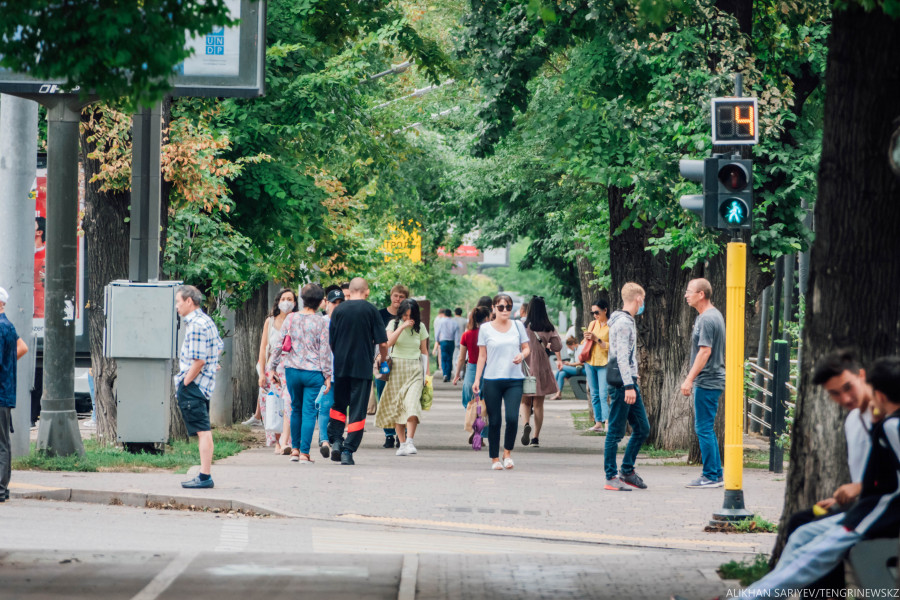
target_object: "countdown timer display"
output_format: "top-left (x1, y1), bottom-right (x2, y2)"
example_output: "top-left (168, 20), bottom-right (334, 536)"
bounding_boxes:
top-left (711, 98), bottom-right (758, 145)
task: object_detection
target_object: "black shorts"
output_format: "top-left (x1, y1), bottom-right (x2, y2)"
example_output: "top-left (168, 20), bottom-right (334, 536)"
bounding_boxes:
top-left (177, 382), bottom-right (211, 436)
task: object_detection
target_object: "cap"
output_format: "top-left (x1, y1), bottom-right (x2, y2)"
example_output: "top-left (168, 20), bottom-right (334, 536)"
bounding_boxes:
top-left (0, 287), bottom-right (7, 304)
top-left (326, 289), bottom-right (344, 303)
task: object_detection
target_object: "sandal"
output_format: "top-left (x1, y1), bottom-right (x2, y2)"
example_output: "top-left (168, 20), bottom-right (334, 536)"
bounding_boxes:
top-left (282, 445), bottom-right (292, 456)
top-left (298, 453), bottom-right (313, 463)
top-left (290, 450), bottom-right (300, 462)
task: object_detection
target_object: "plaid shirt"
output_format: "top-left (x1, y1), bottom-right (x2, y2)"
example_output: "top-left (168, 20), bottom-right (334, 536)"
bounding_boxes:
top-left (175, 308), bottom-right (224, 399)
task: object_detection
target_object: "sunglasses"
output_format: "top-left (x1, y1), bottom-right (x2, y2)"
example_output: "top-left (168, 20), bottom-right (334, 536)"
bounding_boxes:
top-left (591, 311), bottom-right (601, 316)
top-left (495, 305), bottom-right (512, 312)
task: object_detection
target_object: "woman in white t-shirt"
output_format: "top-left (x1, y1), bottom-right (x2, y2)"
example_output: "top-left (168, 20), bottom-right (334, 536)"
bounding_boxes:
top-left (472, 293), bottom-right (531, 470)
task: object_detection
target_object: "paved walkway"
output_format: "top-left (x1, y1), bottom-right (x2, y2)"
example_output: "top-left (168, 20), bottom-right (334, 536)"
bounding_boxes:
top-left (9, 379), bottom-right (786, 598)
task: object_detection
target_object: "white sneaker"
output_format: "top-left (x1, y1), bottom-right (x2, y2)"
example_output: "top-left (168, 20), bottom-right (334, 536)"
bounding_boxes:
top-left (396, 443), bottom-right (410, 456)
top-left (406, 439), bottom-right (417, 455)
top-left (491, 461), bottom-right (504, 470)
top-left (502, 457), bottom-right (514, 469)
top-left (242, 416), bottom-right (263, 427)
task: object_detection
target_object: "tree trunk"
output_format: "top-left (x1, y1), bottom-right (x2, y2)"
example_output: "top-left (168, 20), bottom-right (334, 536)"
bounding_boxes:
top-left (607, 186), bottom-right (697, 450)
top-left (79, 107), bottom-right (130, 445)
top-left (231, 283), bottom-right (268, 423)
top-left (574, 241), bottom-right (606, 328)
top-left (773, 6), bottom-right (900, 557)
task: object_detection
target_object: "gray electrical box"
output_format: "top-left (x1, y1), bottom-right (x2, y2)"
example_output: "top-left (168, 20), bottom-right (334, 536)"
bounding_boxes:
top-left (103, 280), bottom-right (182, 443)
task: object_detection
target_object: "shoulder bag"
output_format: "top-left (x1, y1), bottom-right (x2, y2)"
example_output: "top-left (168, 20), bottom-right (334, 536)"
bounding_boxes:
top-left (281, 314), bottom-right (293, 353)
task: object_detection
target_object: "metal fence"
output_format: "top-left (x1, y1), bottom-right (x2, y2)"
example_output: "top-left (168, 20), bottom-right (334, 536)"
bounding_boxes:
top-left (744, 339), bottom-right (795, 473)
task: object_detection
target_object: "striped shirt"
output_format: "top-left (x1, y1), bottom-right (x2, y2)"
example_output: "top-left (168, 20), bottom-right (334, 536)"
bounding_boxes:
top-left (175, 308), bottom-right (224, 399)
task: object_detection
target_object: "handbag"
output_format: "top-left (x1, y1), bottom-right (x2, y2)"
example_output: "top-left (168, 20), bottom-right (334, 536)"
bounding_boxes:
top-left (281, 314), bottom-right (293, 353)
top-left (606, 356), bottom-right (624, 387)
top-left (367, 385), bottom-right (377, 415)
top-left (374, 357), bottom-right (393, 382)
top-left (521, 359), bottom-right (537, 395)
top-left (471, 403), bottom-right (485, 451)
top-left (578, 338), bottom-right (594, 363)
top-left (264, 389), bottom-right (284, 432)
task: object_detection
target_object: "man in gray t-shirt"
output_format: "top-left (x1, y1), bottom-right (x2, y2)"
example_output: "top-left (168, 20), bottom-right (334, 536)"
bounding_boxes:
top-left (680, 278), bottom-right (726, 488)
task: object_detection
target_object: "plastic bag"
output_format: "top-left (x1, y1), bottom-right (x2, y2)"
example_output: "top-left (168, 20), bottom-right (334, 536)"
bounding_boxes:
top-left (420, 375), bottom-right (433, 410)
top-left (264, 390), bottom-right (283, 433)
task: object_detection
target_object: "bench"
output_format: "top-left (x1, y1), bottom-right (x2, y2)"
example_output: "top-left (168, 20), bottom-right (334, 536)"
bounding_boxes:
top-left (570, 375), bottom-right (588, 400)
top-left (847, 537), bottom-right (899, 592)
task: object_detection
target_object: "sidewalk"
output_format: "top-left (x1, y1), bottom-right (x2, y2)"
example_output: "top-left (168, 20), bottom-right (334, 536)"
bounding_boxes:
top-left (13, 379), bottom-right (785, 556)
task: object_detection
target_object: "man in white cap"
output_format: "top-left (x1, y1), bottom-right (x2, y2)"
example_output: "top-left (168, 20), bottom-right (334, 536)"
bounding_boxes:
top-left (0, 286), bottom-right (29, 502)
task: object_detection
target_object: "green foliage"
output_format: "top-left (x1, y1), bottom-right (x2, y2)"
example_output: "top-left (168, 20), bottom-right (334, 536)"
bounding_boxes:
top-left (482, 239), bottom-right (573, 316)
top-left (12, 428), bottom-right (253, 472)
top-left (719, 554), bottom-right (771, 585)
top-left (0, 1), bottom-right (236, 108)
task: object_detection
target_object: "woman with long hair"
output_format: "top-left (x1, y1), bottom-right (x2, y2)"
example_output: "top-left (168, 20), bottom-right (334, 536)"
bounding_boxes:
top-left (472, 294), bottom-right (531, 470)
top-left (375, 299), bottom-right (430, 456)
top-left (519, 296), bottom-right (562, 448)
top-left (256, 288), bottom-right (298, 453)
top-left (453, 305), bottom-right (492, 407)
top-left (267, 284), bottom-right (331, 463)
top-left (583, 298), bottom-right (611, 433)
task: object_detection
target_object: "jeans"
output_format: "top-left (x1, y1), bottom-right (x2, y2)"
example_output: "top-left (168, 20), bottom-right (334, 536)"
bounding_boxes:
top-left (314, 382), bottom-right (335, 445)
top-left (482, 379), bottom-right (523, 459)
top-left (604, 384), bottom-right (650, 480)
top-left (439, 340), bottom-right (455, 379)
top-left (88, 371), bottom-right (96, 423)
top-left (744, 514), bottom-right (858, 597)
top-left (285, 368), bottom-right (325, 454)
top-left (554, 365), bottom-right (582, 394)
top-left (693, 386), bottom-right (723, 481)
top-left (584, 364), bottom-right (608, 422)
top-left (461, 364), bottom-right (482, 408)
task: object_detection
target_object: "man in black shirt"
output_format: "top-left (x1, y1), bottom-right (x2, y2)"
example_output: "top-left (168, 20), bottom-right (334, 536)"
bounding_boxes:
top-left (328, 278), bottom-right (389, 465)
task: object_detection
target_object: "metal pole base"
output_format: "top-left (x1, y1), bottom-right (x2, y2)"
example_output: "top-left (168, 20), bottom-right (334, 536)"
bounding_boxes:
top-left (36, 410), bottom-right (85, 457)
top-left (711, 489), bottom-right (754, 524)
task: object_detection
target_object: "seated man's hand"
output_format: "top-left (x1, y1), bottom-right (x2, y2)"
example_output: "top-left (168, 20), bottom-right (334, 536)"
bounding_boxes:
top-left (815, 497), bottom-right (837, 511)
top-left (833, 482), bottom-right (862, 505)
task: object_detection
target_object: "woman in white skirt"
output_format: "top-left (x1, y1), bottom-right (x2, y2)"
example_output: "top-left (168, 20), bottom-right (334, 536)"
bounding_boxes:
top-left (375, 299), bottom-right (430, 456)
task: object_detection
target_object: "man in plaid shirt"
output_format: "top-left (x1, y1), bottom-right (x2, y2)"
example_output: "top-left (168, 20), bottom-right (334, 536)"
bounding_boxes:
top-left (174, 285), bottom-right (224, 489)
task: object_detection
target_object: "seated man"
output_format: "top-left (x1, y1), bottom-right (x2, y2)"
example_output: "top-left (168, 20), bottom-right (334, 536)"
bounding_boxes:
top-left (740, 355), bottom-right (900, 597)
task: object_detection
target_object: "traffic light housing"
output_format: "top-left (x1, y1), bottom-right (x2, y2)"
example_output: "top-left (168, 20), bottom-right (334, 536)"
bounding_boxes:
top-left (679, 155), bottom-right (753, 231)
top-left (715, 158), bottom-right (752, 229)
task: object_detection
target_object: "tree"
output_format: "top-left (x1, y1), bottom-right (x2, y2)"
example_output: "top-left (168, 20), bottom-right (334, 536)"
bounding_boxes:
top-left (774, 3), bottom-right (900, 556)
top-left (0, 1), bottom-right (235, 108)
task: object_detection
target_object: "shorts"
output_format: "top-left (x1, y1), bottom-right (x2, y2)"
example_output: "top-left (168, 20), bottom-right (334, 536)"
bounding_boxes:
top-left (177, 382), bottom-right (211, 436)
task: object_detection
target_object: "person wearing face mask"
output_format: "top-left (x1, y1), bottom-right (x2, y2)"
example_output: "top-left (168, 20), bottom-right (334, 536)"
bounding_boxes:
top-left (472, 294), bottom-right (531, 470)
top-left (253, 288), bottom-right (299, 453)
top-left (604, 282), bottom-right (650, 491)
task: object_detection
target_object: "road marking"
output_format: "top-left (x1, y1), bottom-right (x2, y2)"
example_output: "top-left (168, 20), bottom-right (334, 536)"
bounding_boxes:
top-left (337, 514), bottom-right (758, 551)
top-left (215, 520), bottom-right (249, 552)
top-left (208, 564), bottom-right (369, 578)
top-left (9, 482), bottom-right (66, 491)
top-left (398, 554), bottom-right (418, 600)
top-left (130, 552), bottom-right (198, 600)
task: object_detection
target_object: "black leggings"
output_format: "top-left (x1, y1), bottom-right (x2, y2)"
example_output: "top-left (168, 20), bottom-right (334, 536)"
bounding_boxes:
top-left (482, 379), bottom-right (523, 459)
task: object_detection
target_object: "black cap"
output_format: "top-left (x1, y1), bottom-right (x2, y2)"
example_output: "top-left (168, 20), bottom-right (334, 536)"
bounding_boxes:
top-left (326, 289), bottom-right (345, 303)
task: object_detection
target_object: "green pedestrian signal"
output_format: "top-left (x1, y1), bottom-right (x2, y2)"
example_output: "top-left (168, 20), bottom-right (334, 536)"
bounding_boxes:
top-left (715, 158), bottom-right (753, 230)
top-left (720, 198), bottom-right (749, 226)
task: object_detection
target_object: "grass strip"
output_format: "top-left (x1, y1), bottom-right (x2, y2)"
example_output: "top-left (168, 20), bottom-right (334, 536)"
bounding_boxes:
top-left (12, 426), bottom-right (254, 473)
top-left (719, 554), bottom-right (770, 585)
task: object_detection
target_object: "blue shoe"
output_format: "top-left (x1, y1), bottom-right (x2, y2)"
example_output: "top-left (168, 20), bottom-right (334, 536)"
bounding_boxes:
top-left (181, 475), bottom-right (214, 489)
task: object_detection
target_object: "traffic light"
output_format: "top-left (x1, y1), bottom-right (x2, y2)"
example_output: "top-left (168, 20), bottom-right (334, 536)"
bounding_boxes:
top-left (679, 157), bottom-right (717, 228)
top-left (679, 155), bottom-right (753, 230)
top-left (715, 158), bottom-right (752, 229)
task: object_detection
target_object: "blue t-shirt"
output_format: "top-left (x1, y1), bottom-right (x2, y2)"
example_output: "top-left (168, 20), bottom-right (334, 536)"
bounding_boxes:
top-left (0, 313), bottom-right (20, 408)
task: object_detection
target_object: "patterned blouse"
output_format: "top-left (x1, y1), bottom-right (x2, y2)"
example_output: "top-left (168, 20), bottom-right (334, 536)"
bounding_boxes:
top-left (267, 312), bottom-right (332, 380)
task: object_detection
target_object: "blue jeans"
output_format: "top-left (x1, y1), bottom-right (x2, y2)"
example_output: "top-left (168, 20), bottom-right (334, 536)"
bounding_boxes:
top-left (461, 365), bottom-right (483, 408)
top-left (694, 386), bottom-right (723, 481)
top-left (314, 382), bottom-right (335, 445)
top-left (439, 340), bottom-right (455, 379)
top-left (285, 368), bottom-right (325, 454)
top-left (554, 365), bottom-right (582, 393)
top-left (604, 384), bottom-right (650, 480)
top-left (584, 364), bottom-right (608, 422)
top-left (375, 378), bottom-right (396, 437)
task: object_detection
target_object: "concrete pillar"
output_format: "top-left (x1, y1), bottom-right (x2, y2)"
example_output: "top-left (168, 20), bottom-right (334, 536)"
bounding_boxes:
top-left (209, 307), bottom-right (234, 427)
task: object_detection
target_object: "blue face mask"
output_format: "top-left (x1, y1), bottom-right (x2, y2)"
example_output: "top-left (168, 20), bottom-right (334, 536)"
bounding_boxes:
top-left (637, 302), bottom-right (645, 316)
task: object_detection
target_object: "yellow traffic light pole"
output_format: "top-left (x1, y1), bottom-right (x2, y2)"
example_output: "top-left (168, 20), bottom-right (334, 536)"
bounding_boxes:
top-left (713, 241), bottom-right (754, 523)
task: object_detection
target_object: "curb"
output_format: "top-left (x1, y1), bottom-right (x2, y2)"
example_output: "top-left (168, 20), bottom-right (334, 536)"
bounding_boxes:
top-left (10, 485), bottom-right (287, 517)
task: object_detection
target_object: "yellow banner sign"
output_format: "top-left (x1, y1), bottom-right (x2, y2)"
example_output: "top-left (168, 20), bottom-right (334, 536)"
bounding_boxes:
top-left (382, 226), bottom-right (422, 263)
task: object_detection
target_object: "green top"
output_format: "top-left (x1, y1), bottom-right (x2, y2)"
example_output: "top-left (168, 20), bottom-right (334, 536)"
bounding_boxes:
top-left (387, 320), bottom-right (429, 360)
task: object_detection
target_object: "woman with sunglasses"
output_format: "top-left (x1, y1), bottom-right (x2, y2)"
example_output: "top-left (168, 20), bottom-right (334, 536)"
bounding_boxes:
top-left (472, 294), bottom-right (531, 470)
top-left (583, 299), bottom-right (611, 433)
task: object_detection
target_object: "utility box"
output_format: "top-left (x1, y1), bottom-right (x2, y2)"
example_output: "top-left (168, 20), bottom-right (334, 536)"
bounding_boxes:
top-left (103, 280), bottom-right (181, 443)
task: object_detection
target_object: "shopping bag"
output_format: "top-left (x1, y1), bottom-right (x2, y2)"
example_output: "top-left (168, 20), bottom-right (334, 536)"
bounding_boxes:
top-left (264, 390), bottom-right (284, 433)
top-left (420, 375), bottom-right (434, 410)
top-left (465, 395), bottom-right (488, 432)
top-left (367, 384), bottom-right (377, 415)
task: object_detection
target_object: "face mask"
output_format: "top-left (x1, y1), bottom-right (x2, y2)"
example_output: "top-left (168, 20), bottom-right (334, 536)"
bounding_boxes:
top-left (637, 302), bottom-right (645, 316)
top-left (279, 301), bottom-right (295, 313)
